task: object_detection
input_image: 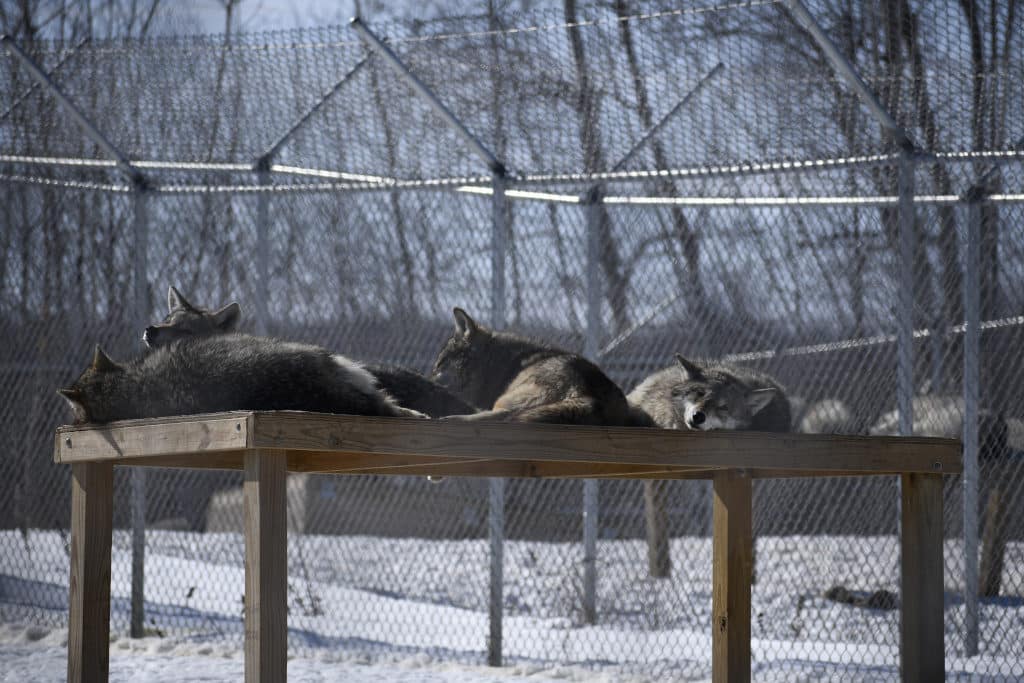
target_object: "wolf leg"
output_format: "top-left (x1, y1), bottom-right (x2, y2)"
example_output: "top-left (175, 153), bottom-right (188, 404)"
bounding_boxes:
top-left (439, 408), bottom-right (513, 422)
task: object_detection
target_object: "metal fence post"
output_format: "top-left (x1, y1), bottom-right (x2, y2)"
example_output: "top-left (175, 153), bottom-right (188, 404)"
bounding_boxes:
top-left (897, 152), bottom-right (915, 436)
top-left (963, 199), bottom-right (982, 655)
top-left (488, 170), bottom-right (507, 666)
top-left (351, 18), bottom-right (510, 665)
top-left (255, 170), bottom-right (271, 336)
top-left (130, 185), bottom-right (149, 639)
top-left (582, 188), bottom-right (602, 625)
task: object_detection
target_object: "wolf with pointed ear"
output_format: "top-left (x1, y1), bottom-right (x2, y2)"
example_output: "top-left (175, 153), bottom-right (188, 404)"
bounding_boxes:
top-left (627, 354), bottom-right (791, 432)
top-left (57, 345), bottom-right (127, 424)
top-left (143, 285), bottom-right (242, 347)
top-left (430, 306), bottom-right (631, 425)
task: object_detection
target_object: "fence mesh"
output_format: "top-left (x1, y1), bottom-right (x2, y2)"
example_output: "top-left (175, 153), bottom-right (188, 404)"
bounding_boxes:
top-left (2, 0), bottom-right (1023, 679)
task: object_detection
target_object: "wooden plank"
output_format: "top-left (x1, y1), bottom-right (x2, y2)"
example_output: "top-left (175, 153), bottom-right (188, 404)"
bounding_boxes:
top-left (55, 414), bottom-right (250, 463)
top-left (712, 471), bottom-right (752, 683)
top-left (900, 473), bottom-right (944, 682)
top-left (290, 452), bottom-right (712, 478)
top-left (54, 411), bottom-right (961, 475)
top-left (119, 451), bottom-right (246, 470)
top-left (244, 450), bottom-right (287, 683)
top-left (68, 462), bottom-right (113, 683)
top-left (251, 412), bottom-right (961, 475)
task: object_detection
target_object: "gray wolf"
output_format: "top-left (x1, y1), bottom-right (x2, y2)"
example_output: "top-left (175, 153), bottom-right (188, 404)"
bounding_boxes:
top-left (627, 354), bottom-right (791, 432)
top-left (144, 286), bottom-right (473, 418)
top-left (58, 336), bottom-right (427, 424)
top-left (143, 286), bottom-right (241, 348)
top-left (799, 398), bottom-right (857, 434)
top-left (430, 308), bottom-right (630, 425)
top-left (870, 394), bottom-right (1007, 460)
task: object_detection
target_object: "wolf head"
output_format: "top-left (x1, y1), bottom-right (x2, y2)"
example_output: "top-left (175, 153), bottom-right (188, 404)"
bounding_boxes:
top-left (670, 354), bottom-right (777, 431)
top-left (430, 308), bottom-right (504, 407)
top-left (143, 286), bottom-right (241, 348)
top-left (57, 345), bottom-right (128, 424)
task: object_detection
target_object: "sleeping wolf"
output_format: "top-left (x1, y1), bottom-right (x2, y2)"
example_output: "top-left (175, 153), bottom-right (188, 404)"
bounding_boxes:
top-left (58, 336), bottom-right (427, 424)
top-left (628, 354), bottom-right (791, 432)
top-left (430, 308), bottom-right (630, 425)
top-left (144, 286), bottom-right (475, 419)
top-left (143, 286), bottom-right (241, 348)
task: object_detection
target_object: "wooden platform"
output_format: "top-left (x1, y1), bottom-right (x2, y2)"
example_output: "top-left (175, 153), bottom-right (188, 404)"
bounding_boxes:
top-left (54, 411), bottom-right (961, 682)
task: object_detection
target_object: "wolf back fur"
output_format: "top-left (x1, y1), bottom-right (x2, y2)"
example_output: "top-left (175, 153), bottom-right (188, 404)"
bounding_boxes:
top-left (628, 354), bottom-right (791, 432)
top-left (430, 308), bottom-right (630, 425)
top-left (366, 363), bottom-right (477, 418)
top-left (58, 335), bottom-right (427, 424)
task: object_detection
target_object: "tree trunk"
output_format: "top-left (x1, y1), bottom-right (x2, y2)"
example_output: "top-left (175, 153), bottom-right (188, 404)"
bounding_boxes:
top-left (564, 0), bottom-right (629, 336)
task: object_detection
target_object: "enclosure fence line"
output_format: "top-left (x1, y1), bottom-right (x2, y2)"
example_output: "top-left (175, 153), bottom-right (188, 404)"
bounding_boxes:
top-left (2, 0), bottom-right (1017, 666)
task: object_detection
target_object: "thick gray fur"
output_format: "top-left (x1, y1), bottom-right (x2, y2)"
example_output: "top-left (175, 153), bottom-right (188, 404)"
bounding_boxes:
top-left (430, 308), bottom-right (630, 425)
top-left (58, 335), bottom-right (426, 424)
top-left (628, 354), bottom-right (791, 432)
top-left (365, 363), bottom-right (477, 418)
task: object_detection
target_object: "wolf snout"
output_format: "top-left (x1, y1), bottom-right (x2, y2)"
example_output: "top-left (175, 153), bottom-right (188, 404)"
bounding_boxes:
top-left (142, 326), bottom-right (158, 345)
top-left (689, 410), bottom-right (706, 428)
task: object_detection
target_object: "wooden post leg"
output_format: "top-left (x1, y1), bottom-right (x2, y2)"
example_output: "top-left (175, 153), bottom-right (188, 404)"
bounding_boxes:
top-left (712, 471), bottom-right (752, 683)
top-left (68, 462), bottom-right (114, 683)
top-left (900, 473), bottom-right (944, 682)
top-left (244, 450), bottom-right (287, 683)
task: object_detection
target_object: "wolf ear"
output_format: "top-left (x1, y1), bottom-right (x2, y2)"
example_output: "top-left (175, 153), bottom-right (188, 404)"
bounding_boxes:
top-left (91, 345), bottom-right (122, 373)
top-left (453, 307), bottom-right (478, 339)
top-left (747, 388), bottom-right (776, 416)
top-left (168, 285), bottom-right (193, 312)
top-left (674, 354), bottom-right (704, 381)
top-left (212, 302), bottom-right (241, 331)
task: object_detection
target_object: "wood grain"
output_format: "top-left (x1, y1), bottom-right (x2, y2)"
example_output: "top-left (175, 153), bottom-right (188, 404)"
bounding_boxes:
top-left (53, 411), bottom-right (961, 476)
top-left (67, 462), bottom-right (113, 683)
top-left (244, 450), bottom-right (288, 683)
top-left (712, 471), bottom-right (752, 683)
top-left (899, 473), bottom-right (944, 682)
top-left (251, 412), bottom-right (961, 474)
top-left (55, 414), bottom-right (249, 463)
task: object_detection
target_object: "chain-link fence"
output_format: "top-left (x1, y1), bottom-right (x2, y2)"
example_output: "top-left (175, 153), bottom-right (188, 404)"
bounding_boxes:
top-left (2, 0), bottom-right (1023, 679)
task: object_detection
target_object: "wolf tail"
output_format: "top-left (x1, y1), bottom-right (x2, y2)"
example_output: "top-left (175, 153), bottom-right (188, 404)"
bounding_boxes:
top-left (509, 398), bottom-right (611, 426)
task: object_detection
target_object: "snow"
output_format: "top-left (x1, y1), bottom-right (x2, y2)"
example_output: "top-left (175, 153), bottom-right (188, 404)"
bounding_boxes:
top-left (2, 530), bottom-right (1023, 681)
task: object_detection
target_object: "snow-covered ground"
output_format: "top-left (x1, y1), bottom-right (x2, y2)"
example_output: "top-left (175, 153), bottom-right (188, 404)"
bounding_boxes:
top-left (2, 530), bottom-right (1022, 681)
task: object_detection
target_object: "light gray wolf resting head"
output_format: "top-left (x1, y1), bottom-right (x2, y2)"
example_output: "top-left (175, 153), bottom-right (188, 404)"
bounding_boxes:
top-left (627, 354), bottom-right (791, 432)
top-left (143, 285), bottom-right (240, 348)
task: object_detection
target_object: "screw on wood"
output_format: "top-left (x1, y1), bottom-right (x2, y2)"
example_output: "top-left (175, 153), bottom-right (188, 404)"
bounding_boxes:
top-left (236, 423), bottom-right (242, 431)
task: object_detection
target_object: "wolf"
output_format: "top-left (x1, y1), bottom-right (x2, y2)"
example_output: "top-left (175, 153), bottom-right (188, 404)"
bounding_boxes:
top-left (58, 335), bottom-right (427, 424)
top-left (143, 286), bottom-right (241, 348)
top-left (799, 398), bottom-right (858, 435)
top-left (430, 308), bottom-right (630, 425)
top-left (144, 286), bottom-right (475, 418)
top-left (627, 354), bottom-right (791, 432)
top-left (870, 394), bottom-right (1008, 461)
